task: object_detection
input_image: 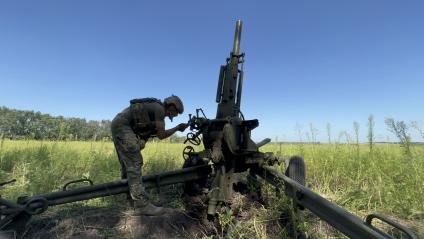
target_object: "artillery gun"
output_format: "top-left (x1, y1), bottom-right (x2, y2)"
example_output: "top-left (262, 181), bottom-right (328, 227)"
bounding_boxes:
top-left (0, 20), bottom-right (420, 239)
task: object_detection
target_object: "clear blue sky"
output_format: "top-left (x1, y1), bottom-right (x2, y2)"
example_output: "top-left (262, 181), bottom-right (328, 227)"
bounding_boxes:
top-left (0, 1), bottom-right (423, 142)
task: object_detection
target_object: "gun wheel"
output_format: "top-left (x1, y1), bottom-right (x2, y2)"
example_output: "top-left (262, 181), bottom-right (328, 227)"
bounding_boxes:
top-left (182, 146), bottom-right (195, 161)
top-left (186, 133), bottom-right (201, 145)
top-left (282, 156), bottom-right (307, 239)
top-left (285, 156), bottom-right (306, 210)
top-left (285, 156), bottom-right (306, 186)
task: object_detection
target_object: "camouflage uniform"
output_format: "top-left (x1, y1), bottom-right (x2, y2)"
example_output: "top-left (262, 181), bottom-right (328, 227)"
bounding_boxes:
top-left (111, 99), bottom-right (165, 203)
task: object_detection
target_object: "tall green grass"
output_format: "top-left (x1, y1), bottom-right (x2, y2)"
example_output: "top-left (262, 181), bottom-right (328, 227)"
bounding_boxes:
top-left (262, 143), bottom-right (424, 219)
top-left (1, 139), bottom-right (423, 237)
top-left (0, 139), bottom-right (187, 200)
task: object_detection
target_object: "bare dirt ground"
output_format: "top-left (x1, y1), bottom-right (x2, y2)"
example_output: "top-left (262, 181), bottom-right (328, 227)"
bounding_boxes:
top-left (21, 191), bottom-right (267, 239)
top-left (23, 204), bottom-right (209, 239)
top-left (16, 190), bottom-right (424, 239)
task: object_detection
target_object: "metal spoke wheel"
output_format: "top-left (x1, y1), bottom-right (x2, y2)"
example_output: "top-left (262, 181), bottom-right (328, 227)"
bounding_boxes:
top-left (182, 146), bottom-right (195, 161)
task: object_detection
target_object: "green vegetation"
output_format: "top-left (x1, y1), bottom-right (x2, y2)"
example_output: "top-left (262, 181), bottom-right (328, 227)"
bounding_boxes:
top-left (0, 139), bottom-right (188, 199)
top-left (263, 143), bottom-right (424, 218)
top-left (0, 106), bottom-right (112, 140)
top-left (1, 138), bottom-right (423, 238)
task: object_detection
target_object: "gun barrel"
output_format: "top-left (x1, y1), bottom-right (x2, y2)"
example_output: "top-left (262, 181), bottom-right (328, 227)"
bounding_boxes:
top-left (232, 20), bottom-right (243, 55)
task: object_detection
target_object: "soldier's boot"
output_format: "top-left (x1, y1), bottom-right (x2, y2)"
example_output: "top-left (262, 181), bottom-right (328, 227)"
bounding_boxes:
top-left (126, 170), bottom-right (170, 216)
top-left (133, 199), bottom-right (169, 216)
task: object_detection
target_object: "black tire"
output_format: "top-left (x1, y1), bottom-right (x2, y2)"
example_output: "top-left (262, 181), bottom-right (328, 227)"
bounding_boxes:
top-left (284, 156), bottom-right (308, 237)
top-left (285, 156), bottom-right (306, 186)
top-left (285, 156), bottom-right (306, 199)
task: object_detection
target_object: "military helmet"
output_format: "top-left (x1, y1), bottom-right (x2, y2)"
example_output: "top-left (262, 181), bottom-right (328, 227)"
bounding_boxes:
top-left (164, 95), bottom-right (184, 114)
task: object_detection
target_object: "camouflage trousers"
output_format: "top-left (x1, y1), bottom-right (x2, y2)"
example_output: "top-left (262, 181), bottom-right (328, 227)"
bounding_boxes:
top-left (111, 121), bottom-right (148, 204)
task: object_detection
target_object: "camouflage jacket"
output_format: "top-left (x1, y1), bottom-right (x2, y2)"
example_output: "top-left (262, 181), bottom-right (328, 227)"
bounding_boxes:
top-left (112, 98), bottom-right (165, 139)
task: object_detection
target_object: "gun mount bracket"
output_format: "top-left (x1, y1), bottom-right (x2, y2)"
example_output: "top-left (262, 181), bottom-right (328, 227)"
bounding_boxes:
top-left (24, 197), bottom-right (48, 215)
top-left (63, 178), bottom-right (94, 191)
top-left (365, 214), bottom-right (420, 239)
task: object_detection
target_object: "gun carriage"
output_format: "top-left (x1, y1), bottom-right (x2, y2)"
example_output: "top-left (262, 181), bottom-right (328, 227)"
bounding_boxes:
top-left (0, 20), bottom-right (419, 239)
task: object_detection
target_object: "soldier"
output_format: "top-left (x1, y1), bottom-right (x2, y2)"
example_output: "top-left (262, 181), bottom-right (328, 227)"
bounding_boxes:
top-left (111, 95), bottom-right (188, 216)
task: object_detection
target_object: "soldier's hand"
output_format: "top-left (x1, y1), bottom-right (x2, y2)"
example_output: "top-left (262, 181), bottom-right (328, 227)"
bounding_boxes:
top-left (177, 123), bottom-right (189, 132)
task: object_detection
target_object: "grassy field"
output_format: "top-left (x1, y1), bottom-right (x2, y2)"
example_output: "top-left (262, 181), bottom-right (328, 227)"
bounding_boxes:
top-left (0, 139), bottom-right (423, 238)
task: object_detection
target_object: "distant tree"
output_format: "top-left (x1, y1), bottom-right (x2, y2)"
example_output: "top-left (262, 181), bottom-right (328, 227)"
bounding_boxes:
top-left (385, 118), bottom-right (411, 157)
top-left (309, 123), bottom-right (318, 143)
top-left (0, 106), bottom-right (112, 140)
top-left (411, 121), bottom-right (424, 140)
top-left (326, 123), bottom-right (332, 143)
top-left (353, 121), bottom-right (360, 145)
top-left (367, 115), bottom-right (375, 153)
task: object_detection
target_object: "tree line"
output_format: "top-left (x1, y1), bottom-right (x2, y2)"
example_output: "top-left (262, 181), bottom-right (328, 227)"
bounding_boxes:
top-left (0, 106), bottom-right (112, 140)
